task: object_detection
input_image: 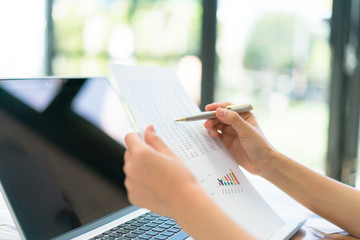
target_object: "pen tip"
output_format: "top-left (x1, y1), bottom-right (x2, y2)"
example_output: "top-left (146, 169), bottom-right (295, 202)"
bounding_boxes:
top-left (175, 118), bottom-right (186, 122)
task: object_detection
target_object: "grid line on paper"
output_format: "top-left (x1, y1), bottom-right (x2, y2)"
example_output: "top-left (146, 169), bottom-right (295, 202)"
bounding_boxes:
top-left (127, 79), bottom-right (222, 161)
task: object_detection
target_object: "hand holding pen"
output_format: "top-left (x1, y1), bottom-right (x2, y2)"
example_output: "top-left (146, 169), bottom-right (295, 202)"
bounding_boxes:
top-left (175, 104), bottom-right (253, 122)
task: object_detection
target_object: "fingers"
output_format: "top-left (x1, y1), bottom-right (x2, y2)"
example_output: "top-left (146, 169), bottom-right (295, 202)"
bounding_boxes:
top-left (204, 102), bottom-right (232, 129)
top-left (205, 102), bottom-right (232, 111)
top-left (124, 125), bottom-right (175, 160)
top-left (124, 150), bottom-right (130, 164)
top-left (204, 118), bottom-right (223, 138)
top-left (215, 108), bottom-right (253, 137)
top-left (208, 125), bottom-right (224, 138)
top-left (204, 118), bottom-right (220, 129)
top-left (125, 132), bottom-right (144, 151)
top-left (144, 125), bottom-right (174, 156)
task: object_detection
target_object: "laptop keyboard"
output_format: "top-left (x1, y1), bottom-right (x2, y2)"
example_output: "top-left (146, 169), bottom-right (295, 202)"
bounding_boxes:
top-left (89, 212), bottom-right (188, 240)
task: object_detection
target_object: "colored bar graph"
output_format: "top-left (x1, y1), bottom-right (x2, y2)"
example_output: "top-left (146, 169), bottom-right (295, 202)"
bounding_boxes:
top-left (230, 169), bottom-right (240, 184)
top-left (217, 178), bottom-right (224, 185)
top-left (217, 169), bottom-right (241, 186)
top-left (226, 174), bottom-right (234, 185)
top-left (224, 175), bottom-right (230, 183)
top-left (229, 173), bottom-right (236, 183)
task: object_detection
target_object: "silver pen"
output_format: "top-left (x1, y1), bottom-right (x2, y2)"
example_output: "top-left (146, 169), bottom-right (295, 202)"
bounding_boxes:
top-left (175, 104), bottom-right (253, 122)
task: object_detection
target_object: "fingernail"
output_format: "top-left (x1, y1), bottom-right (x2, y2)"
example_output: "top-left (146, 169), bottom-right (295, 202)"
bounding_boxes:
top-left (218, 108), bottom-right (225, 117)
top-left (209, 128), bottom-right (216, 137)
top-left (148, 125), bottom-right (155, 132)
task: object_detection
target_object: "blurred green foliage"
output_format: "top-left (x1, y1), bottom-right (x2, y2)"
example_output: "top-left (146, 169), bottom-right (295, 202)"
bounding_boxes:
top-left (243, 11), bottom-right (330, 83)
top-left (53, 0), bottom-right (201, 75)
top-left (243, 12), bottom-right (296, 71)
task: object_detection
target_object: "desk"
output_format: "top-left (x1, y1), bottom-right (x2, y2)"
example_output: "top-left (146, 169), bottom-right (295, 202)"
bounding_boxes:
top-left (292, 227), bottom-right (358, 240)
top-left (247, 173), bottom-right (360, 240)
top-left (0, 174), bottom-right (359, 240)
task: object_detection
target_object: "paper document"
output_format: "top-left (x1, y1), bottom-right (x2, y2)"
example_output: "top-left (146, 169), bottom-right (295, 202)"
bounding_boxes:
top-left (110, 64), bottom-right (284, 239)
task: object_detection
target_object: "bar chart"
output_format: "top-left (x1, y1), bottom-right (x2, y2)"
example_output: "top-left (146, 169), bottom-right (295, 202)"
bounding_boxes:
top-left (216, 169), bottom-right (243, 195)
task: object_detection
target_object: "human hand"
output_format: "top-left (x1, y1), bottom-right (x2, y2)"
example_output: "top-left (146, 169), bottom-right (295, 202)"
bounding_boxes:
top-left (204, 102), bottom-right (277, 176)
top-left (124, 125), bottom-right (202, 218)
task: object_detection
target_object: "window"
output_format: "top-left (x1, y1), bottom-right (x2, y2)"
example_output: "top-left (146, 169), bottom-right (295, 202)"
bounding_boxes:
top-left (216, 0), bottom-right (332, 171)
top-left (0, 1), bottom-right (46, 77)
top-left (52, 0), bottom-right (202, 103)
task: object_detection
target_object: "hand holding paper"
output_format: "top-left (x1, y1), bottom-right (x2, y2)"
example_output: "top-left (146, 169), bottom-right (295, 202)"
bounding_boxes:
top-left (124, 126), bottom-right (256, 240)
top-left (109, 64), bottom-right (286, 239)
top-left (124, 125), bottom-right (200, 218)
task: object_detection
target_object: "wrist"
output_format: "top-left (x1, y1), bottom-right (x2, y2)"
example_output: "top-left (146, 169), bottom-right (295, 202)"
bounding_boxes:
top-left (169, 181), bottom-right (255, 240)
top-left (258, 150), bottom-right (299, 188)
top-left (257, 149), bottom-right (285, 179)
top-left (169, 181), bottom-right (211, 221)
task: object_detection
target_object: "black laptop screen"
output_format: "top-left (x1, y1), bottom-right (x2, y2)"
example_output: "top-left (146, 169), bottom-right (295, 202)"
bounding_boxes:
top-left (0, 78), bottom-right (131, 240)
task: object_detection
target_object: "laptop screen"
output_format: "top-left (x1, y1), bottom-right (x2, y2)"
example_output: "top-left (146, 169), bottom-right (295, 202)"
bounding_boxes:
top-left (0, 78), bottom-right (131, 240)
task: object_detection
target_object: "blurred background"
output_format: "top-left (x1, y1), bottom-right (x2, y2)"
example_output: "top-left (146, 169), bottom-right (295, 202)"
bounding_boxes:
top-left (0, 0), bottom-right (360, 188)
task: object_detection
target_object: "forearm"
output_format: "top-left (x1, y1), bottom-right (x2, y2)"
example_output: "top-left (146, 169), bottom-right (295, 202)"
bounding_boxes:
top-left (172, 183), bottom-right (254, 240)
top-left (262, 152), bottom-right (360, 237)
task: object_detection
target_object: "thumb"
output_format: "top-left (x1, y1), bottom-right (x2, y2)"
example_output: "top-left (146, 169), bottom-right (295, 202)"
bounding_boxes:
top-left (215, 108), bottom-right (254, 137)
top-left (144, 125), bottom-right (174, 156)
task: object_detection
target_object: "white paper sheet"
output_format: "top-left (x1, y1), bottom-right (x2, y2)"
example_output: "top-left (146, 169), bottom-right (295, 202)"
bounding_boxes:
top-left (110, 64), bottom-right (285, 239)
top-left (0, 193), bottom-right (21, 240)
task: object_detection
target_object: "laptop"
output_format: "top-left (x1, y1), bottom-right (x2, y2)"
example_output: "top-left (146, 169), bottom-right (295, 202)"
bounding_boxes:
top-left (0, 77), bottom-right (191, 240)
top-left (0, 77), bottom-right (305, 240)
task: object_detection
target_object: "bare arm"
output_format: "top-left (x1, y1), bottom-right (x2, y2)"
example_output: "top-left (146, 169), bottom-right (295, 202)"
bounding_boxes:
top-left (172, 183), bottom-right (254, 240)
top-left (204, 102), bottom-right (360, 237)
top-left (124, 126), bottom-right (254, 240)
top-left (263, 152), bottom-right (360, 237)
